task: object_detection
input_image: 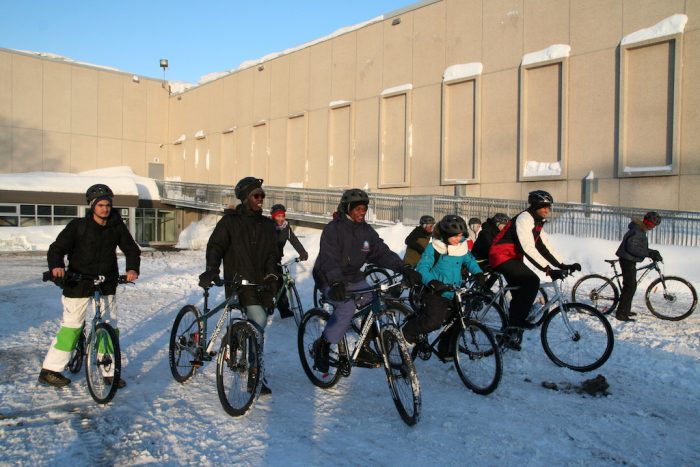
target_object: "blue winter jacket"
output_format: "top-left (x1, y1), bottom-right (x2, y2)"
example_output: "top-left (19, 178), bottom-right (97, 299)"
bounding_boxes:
top-left (416, 237), bottom-right (482, 299)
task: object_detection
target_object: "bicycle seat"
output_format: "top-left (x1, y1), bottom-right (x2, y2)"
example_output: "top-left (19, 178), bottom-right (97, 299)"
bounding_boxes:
top-left (604, 259), bottom-right (619, 265)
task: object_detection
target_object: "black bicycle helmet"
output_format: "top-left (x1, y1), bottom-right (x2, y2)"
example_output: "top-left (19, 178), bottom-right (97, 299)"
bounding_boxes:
top-left (340, 188), bottom-right (369, 213)
top-left (419, 215), bottom-right (435, 225)
top-left (644, 211), bottom-right (661, 226)
top-left (492, 212), bottom-right (510, 225)
top-left (271, 203), bottom-right (286, 213)
top-left (234, 177), bottom-right (263, 201)
top-left (438, 214), bottom-right (467, 238)
top-left (85, 184), bottom-right (114, 204)
top-left (528, 190), bottom-right (554, 206)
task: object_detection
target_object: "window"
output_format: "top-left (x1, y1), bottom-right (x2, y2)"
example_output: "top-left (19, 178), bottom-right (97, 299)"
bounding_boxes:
top-left (0, 204), bottom-right (80, 227)
top-left (328, 103), bottom-right (352, 188)
top-left (379, 85), bottom-right (412, 188)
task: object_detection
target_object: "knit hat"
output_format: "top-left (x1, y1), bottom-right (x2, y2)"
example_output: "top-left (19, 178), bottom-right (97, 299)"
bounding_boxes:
top-left (271, 204), bottom-right (286, 218)
top-left (234, 177), bottom-right (264, 201)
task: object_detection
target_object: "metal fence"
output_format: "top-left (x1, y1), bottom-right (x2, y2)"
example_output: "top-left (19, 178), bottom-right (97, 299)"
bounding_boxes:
top-left (157, 181), bottom-right (700, 247)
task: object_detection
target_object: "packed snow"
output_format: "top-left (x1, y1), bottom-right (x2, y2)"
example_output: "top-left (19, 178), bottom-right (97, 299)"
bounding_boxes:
top-left (1, 221), bottom-right (699, 466)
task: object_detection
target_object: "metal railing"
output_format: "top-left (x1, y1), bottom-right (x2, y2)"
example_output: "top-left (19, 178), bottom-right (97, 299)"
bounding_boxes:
top-left (156, 181), bottom-right (700, 247)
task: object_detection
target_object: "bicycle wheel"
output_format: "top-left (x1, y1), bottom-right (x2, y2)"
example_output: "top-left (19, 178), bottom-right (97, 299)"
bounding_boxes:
top-left (216, 320), bottom-right (263, 417)
top-left (365, 267), bottom-right (392, 287)
top-left (287, 283), bottom-right (305, 327)
top-left (312, 285), bottom-right (323, 308)
top-left (469, 292), bottom-right (508, 335)
top-left (67, 330), bottom-right (85, 374)
top-left (381, 302), bottom-right (413, 327)
top-left (541, 303), bottom-right (614, 372)
top-left (379, 325), bottom-right (421, 426)
top-left (571, 274), bottom-right (619, 315)
top-left (169, 305), bottom-right (203, 383)
top-left (85, 322), bottom-right (121, 404)
top-left (453, 320), bottom-right (502, 395)
top-left (527, 287), bottom-right (549, 326)
top-left (298, 308), bottom-right (346, 388)
top-left (408, 284), bottom-right (425, 311)
top-left (645, 276), bottom-right (698, 321)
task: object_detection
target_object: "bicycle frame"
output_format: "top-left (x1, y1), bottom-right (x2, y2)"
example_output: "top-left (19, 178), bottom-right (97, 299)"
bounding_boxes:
top-left (607, 260), bottom-right (661, 290)
top-left (274, 258), bottom-right (300, 305)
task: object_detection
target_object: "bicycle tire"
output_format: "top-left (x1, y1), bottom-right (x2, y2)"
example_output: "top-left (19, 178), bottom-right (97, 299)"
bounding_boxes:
top-left (85, 322), bottom-right (121, 404)
top-left (469, 292), bottom-right (508, 335)
top-left (287, 283), bottom-right (305, 327)
top-left (379, 325), bottom-right (421, 426)
top-left (216, 320), bottom-right (263, 417)
top-left (453, 320), bottom-right (502, 395)
top-left (312, 285), bottom-right (322, 308)
top-left (67, 330), bottom-right (85, 374)
top-left (571, 274), bottom-right (619, 315)
top-left (365, 267), bottom-right (392, 287)
top-left (541, 303), bottom-right (614, 372)
top-left (169, 305), bottom-right (203, 383)
top-left (645, 276), bottom-right (698, 321)
top-left (298, 308), bottom-right (346, 388)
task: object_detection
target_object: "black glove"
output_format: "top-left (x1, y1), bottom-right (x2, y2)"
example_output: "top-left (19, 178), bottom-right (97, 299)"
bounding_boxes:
top-left (428, 280), bottom-right (449, 293)
top-left (263, 274), bottom-right (279, 296)
top-left (472, 273), bottom-right (487, 289)
top-left (298, 251), bottom-right (309, 261)
top-left (548, 269), bottom-right (566, 281)
top-left (328, 282), bottom-right (346, 301)
top-left (198, 270), bottom-right (220, 288)
top-left (649, 250), bottom-right (663, 262)
top-left (561, 263), bottom-right (582, 272)
top-left (401, 265), bottom-right (423, 287)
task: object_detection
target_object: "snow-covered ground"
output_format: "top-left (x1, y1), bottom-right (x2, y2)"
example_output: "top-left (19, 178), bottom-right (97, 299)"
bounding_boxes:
top-left (1, 223), bottom-right (699, 466)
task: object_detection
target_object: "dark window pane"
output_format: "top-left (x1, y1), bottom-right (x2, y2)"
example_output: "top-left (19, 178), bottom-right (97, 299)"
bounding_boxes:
top-left (54, 205), bottom-right (78, 216)
top-left (20, 205), bottom-right (35, 215)
top-left (0, 205), bottom-right (17, 213)
top-left (38, 205), bottom-right (51, 215)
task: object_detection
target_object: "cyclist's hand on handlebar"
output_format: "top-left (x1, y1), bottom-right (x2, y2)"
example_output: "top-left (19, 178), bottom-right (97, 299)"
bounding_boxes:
top-left (298, 251), bottom-right (309, 261)
top-left (561, 263), bottom-right (582, 272)
top-left (547, 268), bottom-right (567, 281)
top-left (263, 274), bottom-right (278, 295)
top-left (126, 270), bottom-right (138, 282)
top-left (649, 250), bottom-right (663, 262)
top-left (400, 265), bottom-right (423, 287)
top-left (52, 267), bottom-right (65, 279)
top-left (428, 280), bottom-right (449, 293)
top-left (472, 273), bottom-right (488, 289)
top-left (198, 270), bottom-right (220, 288)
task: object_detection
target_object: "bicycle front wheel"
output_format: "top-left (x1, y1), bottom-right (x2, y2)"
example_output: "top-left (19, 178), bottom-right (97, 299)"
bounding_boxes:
top-left (646, 276), bottom-right (698, 321)
top-left (169, 305), bottom-right (203, 383)
top-left (380, 325), bottom-right (421, 426)
top-left (287, 283), bottom-right (305, 327)
top-left (216, 321), bottom-right (263, 417)
top-left (453, 320), bottom-right (502, 395)
top-left (298, 308), bottom-right (346, 388)
top-left (571, 274), bottom-right (619, 315)
top-left (85, 322), bottom-right (121, 405)
top-left (541, 303), bottom-right (614, 372)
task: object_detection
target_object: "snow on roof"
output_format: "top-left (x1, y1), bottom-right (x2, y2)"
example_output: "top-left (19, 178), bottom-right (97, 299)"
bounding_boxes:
top-left (0, 166), bottom-right (160, 201)
top-left (621, 14), bottom-right (688, 47)
top-left (381, 83), bottom-right (413, 96)
top-left (443, 63), bottom-right (483, 83)
top-left (10, 48), bottom-right (121, 73)
top-left (522, 44), bottom-right (571, 66)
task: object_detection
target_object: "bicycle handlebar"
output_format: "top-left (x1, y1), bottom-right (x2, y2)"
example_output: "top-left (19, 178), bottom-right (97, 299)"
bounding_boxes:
top-left (42, 271), bottom-right (132, 288)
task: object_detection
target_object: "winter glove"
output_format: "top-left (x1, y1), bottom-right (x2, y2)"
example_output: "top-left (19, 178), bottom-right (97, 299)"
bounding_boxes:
top-left (263, 274), bottom-right (279, 296)
top-left (472, 273), bottom-right (487, 289)
top-left (328, 282), bottom-right (346, 301)
top-left (547, 269), bottom-right (567, 281)
top-left (199, 270), bottom-right (221, 288)
top-left (649, 250), bottom-right (663, 262)
top-left (298, 251), bottom-right (309, 261)
top-left (428, 280), bottom-right (449, 293)
top-left (561, 263), bottom-right (582, 272)
top-left (401, 265), bottom-right (423, 288)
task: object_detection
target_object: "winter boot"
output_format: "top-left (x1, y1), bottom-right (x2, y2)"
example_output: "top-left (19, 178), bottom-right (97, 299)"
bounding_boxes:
top-left (38, 369), bottom-right (71, 388)
top-left (312, 336), bottom-right (331, 373)
top-left (497, 327), bottom-right (523, 351)
top-left (615, 312), bottom-right (635, 322)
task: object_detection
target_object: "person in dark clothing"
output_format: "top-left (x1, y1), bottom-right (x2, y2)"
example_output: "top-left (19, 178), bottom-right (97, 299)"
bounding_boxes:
top-left (466, 217), bottom-right (482, 250)
top-left (471, 212), bottom-right (510, 290)
top-left (199, 176), bottom-right (279, 394)
top-left (403, 215), bottom-right (435, 267)
top-left (270, 203), bottom-right (309, 319)
top-left (614, 211), bottom-right (663, 322)
top-left (311, 189), bottom-right (422, 373)
top-left (489, 191), bottom-right (581, 350)
top-left (39, 184), bottom-right (141, 388)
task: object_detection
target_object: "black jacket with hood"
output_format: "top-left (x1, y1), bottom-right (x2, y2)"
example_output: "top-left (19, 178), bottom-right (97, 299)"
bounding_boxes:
top-left (616, 219), bottom-right (653, 262)
top-left (471, 217), bottom-right (501, 264)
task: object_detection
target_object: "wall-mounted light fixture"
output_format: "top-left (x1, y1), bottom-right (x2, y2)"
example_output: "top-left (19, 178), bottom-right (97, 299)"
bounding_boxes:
top-left (258, 64), bottom-right (264, 71)
top-left (132, 75), bottom-right (140, 83)
top-left (195, 130), bottom-right (206, 140)
top-left (392, 17), bottom-right (401, 26)
top-left (160, 58), bottom-right (169, 91)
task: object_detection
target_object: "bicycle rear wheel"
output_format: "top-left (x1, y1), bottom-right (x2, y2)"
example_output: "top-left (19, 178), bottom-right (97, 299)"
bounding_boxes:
top-left (85, 322), bottom-right (121, 404)
top-left (571, 274), bottom-right (619, 315)
top-left (469, 293), bottom-right (507, 335)
top-left (527, 287), bottom-right (549, 326)
top-left (216, 320), bottom-right (263, 417)
top-left (380, 325), bottom-right (421, 426)
top-left (67, 329), bottom-right (85, 374)
top-left (287, 283), bottom-right (305, 327)
top-left (169, 305), bottom-right (203, 383)
top-left (298, 308), bottom-right (346, 388)
top-left (541, 303), bottom-right (614, 372)
top-left (365, 267), bottom-right (392, 287)
top-left (645, 276), bottom-right (697, 321)
top-left (453, 320), bottom-right (502, 395)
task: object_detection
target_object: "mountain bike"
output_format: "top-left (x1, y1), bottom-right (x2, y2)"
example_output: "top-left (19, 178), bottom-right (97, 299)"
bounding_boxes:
top-left (42, 271), bottom-right (132, 404)
top-left (168, 276), bottom-right (264, 417)
top-left (298, 277), bottom-right (421, 426)
top-left (274, 257), bottom-right (305, 326)
top-left (410, 284), bottom-right (502, 395)
top-left (312, 264), bottom-right (393, 308)
top-left (571, 259), bottom-right (697, 321)
top-left (465, 270), bottom-right (614, 372)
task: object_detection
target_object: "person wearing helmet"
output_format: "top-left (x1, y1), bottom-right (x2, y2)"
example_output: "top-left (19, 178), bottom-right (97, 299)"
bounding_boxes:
top-left (39, 184), bottom-right (140, 389)
top-left (401, 215), bottom-right (485, 360)
top-left (472, 213), bottom-right (510, 265)
top-left (269, 203), bottom-right (309, 319)
top-left (488, 190), bottom-right (581, 350)
top-left (403, 214), bottom-right (435, 267)
top-left (614, 211), bottom-right (663, 322)
top-left (466, 217), bottom-right (482, 250)
top-left (311, 188), bottom-right (422, 373)
top-left (199, 176), bottom-right (278, 394)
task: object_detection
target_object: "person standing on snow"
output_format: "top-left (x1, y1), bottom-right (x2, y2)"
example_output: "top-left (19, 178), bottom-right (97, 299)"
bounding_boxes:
top-left (198, 176), bottom-right (278, 394)
top-left (39, 184), bottom-right (140, 388)
top-left (403, 215), bottom-right (435, 268)
top-left (466, 217), bottom-right (482, 250)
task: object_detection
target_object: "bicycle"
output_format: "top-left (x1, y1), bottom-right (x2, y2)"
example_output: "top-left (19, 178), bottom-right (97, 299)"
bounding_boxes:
top-left (312, 264), bottom-right (393, 308)
top-left (466, 270), bottom-right (614, 372)
top-left (273, 257), bottom-right (305, 326)
top-left (571, 259), bottom-right (697, 321)
top-left (410, 284), bottom-right (502, 395)
top-left (42, 271), bottom-right (132, 404)
top-left (168, 276), bottom-right (265, 417)
top-left (298, 277), bottom-right (421, 426)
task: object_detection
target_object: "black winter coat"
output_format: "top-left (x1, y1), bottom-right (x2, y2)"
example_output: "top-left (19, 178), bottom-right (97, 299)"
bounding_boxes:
top-left (403, 226), bottom-right (431, 267)
top-left (47, 211), bottom-right (141, 298)
top-left (313, 214), bottom-right (403, 289)
top-left (205, 204), bottom-right (278, 304)
top-left (274, 221), bottom-right (307, 261)
top-left (471, 218), bottom-right (500, 263)
top-left (616, 220), bottom-right (652, 262)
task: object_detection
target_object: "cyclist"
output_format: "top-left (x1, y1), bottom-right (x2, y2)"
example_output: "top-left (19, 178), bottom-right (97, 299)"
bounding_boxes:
top-left (466, 217), bottom-right (482, 250)
top-left (401, 215), bottom-right (485, 360)
top-left (403, 215), bottom-right (435, 267)
top-left (270, 203), bottom-right (309, 319)
top-left (488, 190), bottom-right (580, 350)
top-left (614, 211), bottom-right (663, 322)
top-left (311, 188), bottom-right (422, 373)
top-left (39, 184), bottom-right (140, 388)
top-left (199, 176), bottom-right (279, 394)
top-left (471, 212), bottom-right (510, 289)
